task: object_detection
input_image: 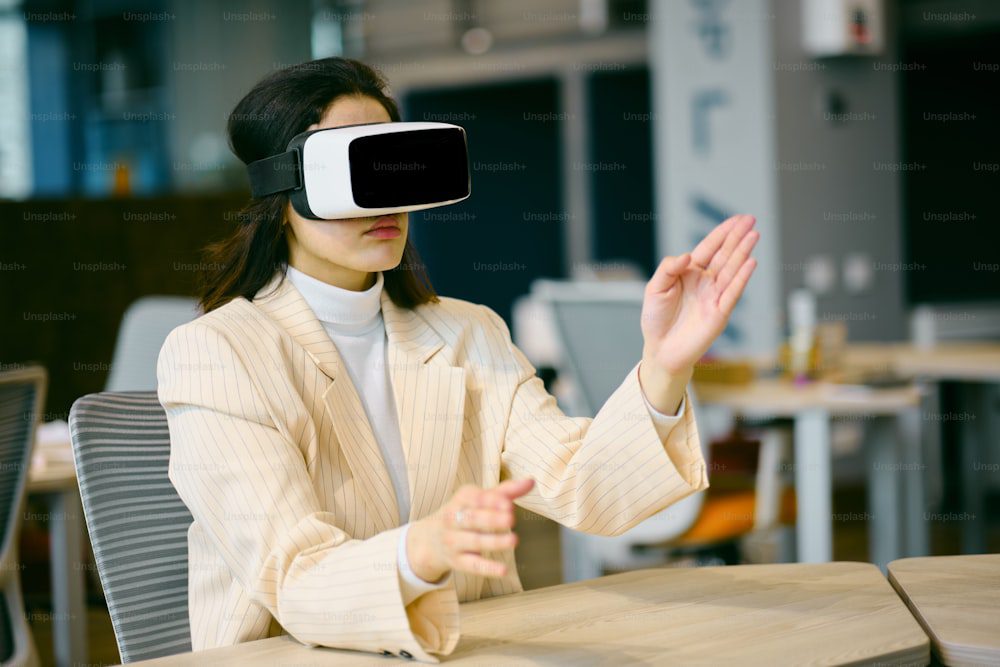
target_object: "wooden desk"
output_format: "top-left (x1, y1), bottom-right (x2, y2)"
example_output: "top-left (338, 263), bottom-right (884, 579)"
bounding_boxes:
top-left (889, 554), bottom-right (1000, 667)
top-left (27, 452), bottom-right (88, 667)
top-left (131, 562), bottom-right (929, 666)
top-left (845, 342), bottom-right (1000, 382)
top-left (889, 342), bottom-right (1000, 554)
top-left (694, 378), bottom-right (923, 567)
top-left (694, 377), bottom-right (922, 417)
top-left (848, 342), bottom-right (1000, 553)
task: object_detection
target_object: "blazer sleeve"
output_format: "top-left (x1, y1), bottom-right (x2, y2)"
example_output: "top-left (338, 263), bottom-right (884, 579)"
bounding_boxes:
top-left (478, 305), bottom-right (709, 537)
top-left (156, 322), bottom-right (459, 662)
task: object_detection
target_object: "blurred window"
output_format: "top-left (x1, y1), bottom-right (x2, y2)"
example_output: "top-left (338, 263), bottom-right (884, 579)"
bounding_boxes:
top-left (0, 3), bottom-right (32, 198)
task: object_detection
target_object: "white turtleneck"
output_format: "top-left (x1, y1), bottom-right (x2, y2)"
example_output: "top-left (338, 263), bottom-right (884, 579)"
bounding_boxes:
top-left (285, 265), bottom-right (449, 605)
top-left (285, 264), bottom-right (686, 605)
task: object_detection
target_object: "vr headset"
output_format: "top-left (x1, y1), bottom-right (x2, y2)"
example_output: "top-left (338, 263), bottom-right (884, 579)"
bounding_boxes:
top-left (246, 121), bottom-right (471, 220)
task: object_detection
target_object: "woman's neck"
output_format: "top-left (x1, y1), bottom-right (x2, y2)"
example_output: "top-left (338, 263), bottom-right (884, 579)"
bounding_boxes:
top-left (286, 261), bottom-right (375, 292)
top-left (285, 264), bottom-right (384, 334)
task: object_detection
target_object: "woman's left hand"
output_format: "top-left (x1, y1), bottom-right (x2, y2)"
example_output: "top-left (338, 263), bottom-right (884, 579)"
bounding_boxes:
top-left (640, 213), bottom-right (759, 375)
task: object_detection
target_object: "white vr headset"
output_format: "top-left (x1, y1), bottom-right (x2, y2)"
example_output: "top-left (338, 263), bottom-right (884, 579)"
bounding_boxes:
top-left (246, 121), bottom-right (471, 220)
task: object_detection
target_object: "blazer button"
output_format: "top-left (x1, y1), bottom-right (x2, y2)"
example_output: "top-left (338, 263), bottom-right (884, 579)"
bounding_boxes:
top-left (380, 649), bottom-right (393, 656)
top-left (399, 649), bottom-right (414, 659)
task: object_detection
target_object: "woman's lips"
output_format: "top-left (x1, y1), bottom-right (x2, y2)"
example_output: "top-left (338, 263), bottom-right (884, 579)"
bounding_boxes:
top-left (364, 226), bottom-right (401, 238)
top-left (364, 215), bottom-right (401, 238)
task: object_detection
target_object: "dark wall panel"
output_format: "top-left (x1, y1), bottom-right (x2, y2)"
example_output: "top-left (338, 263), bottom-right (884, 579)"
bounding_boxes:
top-left (587, 66), bottom-right (656, 277)
top-left (403, 78), bottom-right (565, 325)
top-left (902, 31), bottom-right (1000, 304)
top-left (0, 195), bottom-right (244, 417)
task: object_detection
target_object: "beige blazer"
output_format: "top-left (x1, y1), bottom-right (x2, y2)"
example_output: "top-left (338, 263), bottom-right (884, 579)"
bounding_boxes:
top-left (156, 270), bottom-right (708, 662)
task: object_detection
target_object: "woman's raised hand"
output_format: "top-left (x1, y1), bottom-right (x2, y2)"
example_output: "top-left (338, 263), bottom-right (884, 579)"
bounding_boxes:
top-left (640, 214), bottom-right (759, 375)
top-left (406, 478), bottom-right (535, 583)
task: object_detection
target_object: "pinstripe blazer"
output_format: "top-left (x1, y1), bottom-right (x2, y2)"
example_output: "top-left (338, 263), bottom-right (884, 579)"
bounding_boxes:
top-left (156, 269), bottom-right (708, 662)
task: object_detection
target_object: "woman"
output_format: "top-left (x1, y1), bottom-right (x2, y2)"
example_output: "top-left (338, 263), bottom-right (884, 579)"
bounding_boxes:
top-left (157, 57), bottom-right (758, 662)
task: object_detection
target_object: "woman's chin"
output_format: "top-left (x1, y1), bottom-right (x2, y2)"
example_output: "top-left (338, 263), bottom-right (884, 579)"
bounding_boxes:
top-left (356, 247), bottom-right (406, 272)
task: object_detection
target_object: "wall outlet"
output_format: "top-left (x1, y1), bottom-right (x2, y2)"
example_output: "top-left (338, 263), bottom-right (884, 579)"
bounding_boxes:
top-left (843, 252), bottom-right (874, 293)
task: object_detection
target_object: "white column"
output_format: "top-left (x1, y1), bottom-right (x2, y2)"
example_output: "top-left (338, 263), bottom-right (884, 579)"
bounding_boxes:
top-left (649, 0), bottom-right (781, 357)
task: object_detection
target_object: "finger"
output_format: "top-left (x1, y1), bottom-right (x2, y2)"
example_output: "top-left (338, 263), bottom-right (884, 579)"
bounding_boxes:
top-left (453, 552), bottom-right (507, 578)
top-left (446, 529), bottom-right (518, 553)
top-left (446, 506), bottom-right (514, 532)
top-left (707, 215), bottom-right (756, 275)
top-left (690, 214), bottom-right (742, 267)
top-left (719, 258), bottom-right (757, 314)
top-left (490, 478), bottom-right (535, 504)
top-left (494, 478), bottom-right (534, 494)
top-left (453, 484), bottom-right (483, 506)
top-left (459, 480), bottom-right (533, 522)
top-left (716, 229), bottom-right (759, 294)
top-left (647, 253), bottom-right (691, 294)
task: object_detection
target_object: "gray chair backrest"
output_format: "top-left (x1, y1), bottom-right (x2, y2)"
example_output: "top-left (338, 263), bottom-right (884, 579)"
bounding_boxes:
top-left (538, 283), bottom-right (709, 460)
top-left (0, 365), bottom-right (46, 666)
top-left (104, 296), bottom-right (201, 392)
top-left (549, 297), bottom-right (647, 417)
top-left (69, 391), bottom-right (193, 663)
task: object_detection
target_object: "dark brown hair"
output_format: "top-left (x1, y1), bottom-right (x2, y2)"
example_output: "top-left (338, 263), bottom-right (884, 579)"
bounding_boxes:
top-left (198, 57), bottom-right (439, 313)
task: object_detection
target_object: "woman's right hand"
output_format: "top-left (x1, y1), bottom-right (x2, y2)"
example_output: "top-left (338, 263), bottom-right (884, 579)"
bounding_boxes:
top-left (406, 478), bottom-right (535, 583)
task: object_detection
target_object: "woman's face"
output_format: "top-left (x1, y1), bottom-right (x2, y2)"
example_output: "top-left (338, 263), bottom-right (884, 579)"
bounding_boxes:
top-left (284, 94), bottom-right (408, 290)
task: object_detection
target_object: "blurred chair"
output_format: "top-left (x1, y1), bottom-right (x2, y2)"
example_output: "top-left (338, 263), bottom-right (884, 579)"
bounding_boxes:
top-left (105, 297), bottom-right (201, 392)
top-left (68, 392), bottom-right (193, 663)
top-left (909, 303), bottom-right (1000, 513)
top-left (0, 365), bottom-right (46, 667)
top-left (525, 279), bottom-right (793, 580)
top-left (910, 303), bottom-right (1000, 347)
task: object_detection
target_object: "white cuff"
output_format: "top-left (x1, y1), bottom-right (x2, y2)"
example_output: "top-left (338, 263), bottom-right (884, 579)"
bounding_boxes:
top-left (398, 522), bottom-right (453, 607)
top-left (640, 381), bottom-right (686, 441)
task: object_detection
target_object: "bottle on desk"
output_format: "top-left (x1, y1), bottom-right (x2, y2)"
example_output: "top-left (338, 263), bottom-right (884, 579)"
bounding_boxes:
top-left (781, 288), bottom-right (819, 383)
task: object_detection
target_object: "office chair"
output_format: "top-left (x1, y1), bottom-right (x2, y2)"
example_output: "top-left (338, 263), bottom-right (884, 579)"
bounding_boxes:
top-left (105, 296), bottom-right (201, 392)
top-left (0, 366), bottom-right (46, 667)
top-left (68, 391), bottom-right (193, 663)
top-left (527, 279), bottom-right (793, 580)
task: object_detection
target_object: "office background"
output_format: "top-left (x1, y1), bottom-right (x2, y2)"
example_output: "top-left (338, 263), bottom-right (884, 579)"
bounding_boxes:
top-left (4, 0), bottom-right (1000, 411)
top-left (1, 1), bottom-right (999, 665)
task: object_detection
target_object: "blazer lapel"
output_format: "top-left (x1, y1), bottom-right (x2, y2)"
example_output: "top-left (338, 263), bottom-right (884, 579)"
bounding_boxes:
top-left (252, 272), bottom-right (399, 530)
top-left (252, 271), bottom-right (468, 531)
top-left (380, 289), bottom-right (467, 523)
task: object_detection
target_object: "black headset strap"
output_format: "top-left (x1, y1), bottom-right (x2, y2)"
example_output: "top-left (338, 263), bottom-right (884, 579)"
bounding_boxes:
top-left (246, 148), bottom-right (301, 198)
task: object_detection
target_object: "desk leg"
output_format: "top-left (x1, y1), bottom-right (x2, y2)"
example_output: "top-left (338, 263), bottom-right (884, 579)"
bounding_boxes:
top-left (47, 489), bottom-right (87, 667)
top-left (560, 528), bottom-right (593, 583)
top-left (959, 383), bottom-right (988, 554)
top-left (899, 403), bottom-right (929, 558)
top-left (794, 410), bottom-right (832, 562)
top-left (919, 381), bottom-right (944, 512)
top-left (867, 417), bottom-right (901, 572)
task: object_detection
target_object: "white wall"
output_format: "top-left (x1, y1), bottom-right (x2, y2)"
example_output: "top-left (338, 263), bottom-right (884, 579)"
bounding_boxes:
top-left (650, 0), bottom-right (782, 356)
top-left (650, 0), bottom-right (908, 347)
top-left (772, 0), bottom-right (906, 341)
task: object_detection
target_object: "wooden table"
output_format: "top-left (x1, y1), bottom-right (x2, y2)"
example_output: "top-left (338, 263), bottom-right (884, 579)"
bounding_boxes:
top-left (889, 554), bottom-right (1000, 667)
top-left (694, 378), bottom-right (923, 567)
top-left (131, 562), bottom-right (929, 666)
top-left (27, 452), bottom-right (88, 667)
top-left (844, 342), bottom-right (1000, 382)
top-left (888, 343), bottom-right (1000, 555)
top-left (848, 342), bottom-right (1000, 553)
